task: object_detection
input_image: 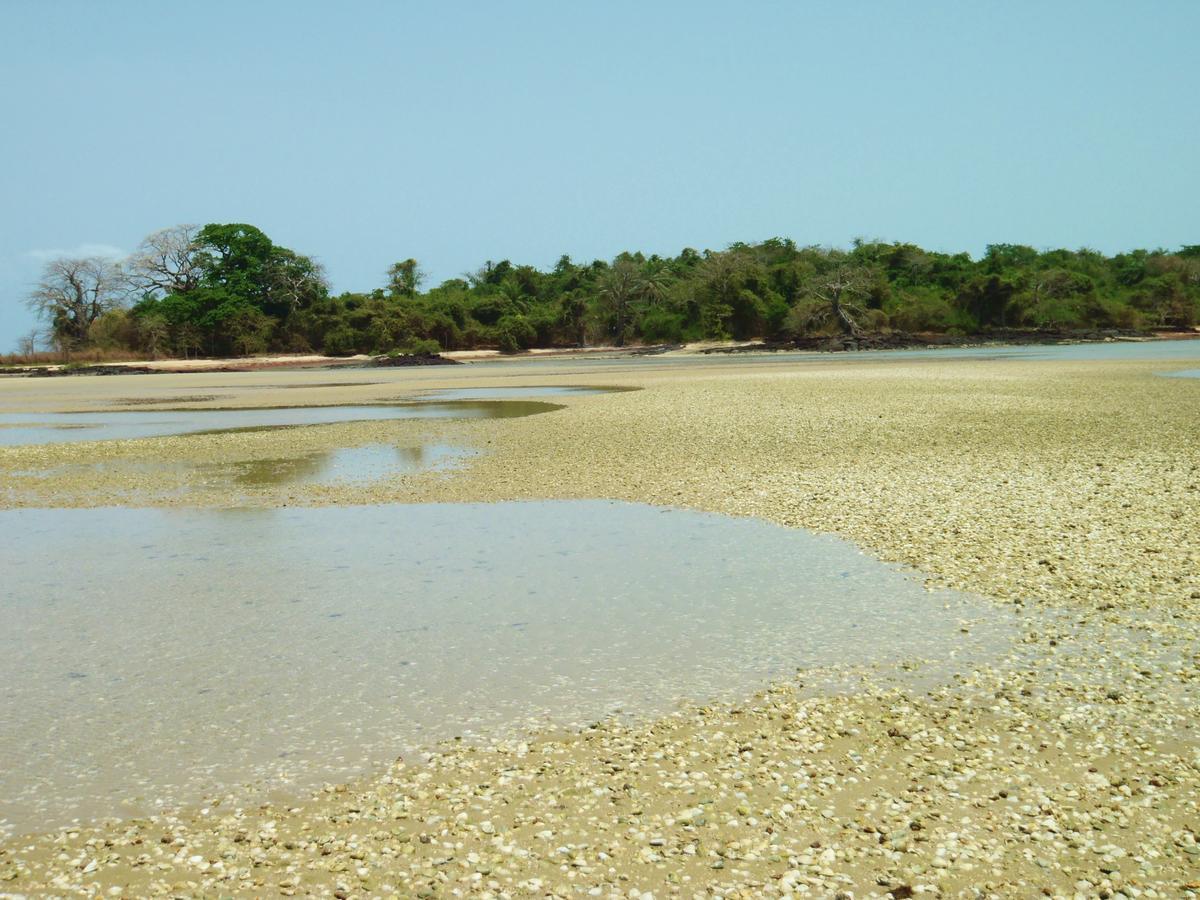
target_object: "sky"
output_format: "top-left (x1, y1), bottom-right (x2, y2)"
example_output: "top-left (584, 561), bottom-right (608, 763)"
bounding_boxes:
top-left (1, 1), bottom-right (1197, 349)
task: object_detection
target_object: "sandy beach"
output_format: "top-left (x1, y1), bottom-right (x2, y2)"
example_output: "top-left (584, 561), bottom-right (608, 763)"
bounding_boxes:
top-left (0, 353), bottom-right (1198, 897)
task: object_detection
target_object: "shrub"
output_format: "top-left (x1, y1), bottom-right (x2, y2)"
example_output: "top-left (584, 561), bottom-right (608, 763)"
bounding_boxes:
top-left (638, 308), bottom-right (687, 343)
top-left (886, 288), bottom-right (973, 332)
top-left (390, 338), bottom-right (443, 356)
top-left (323, 325), bottom-right (360, 356)
top-left (495, 315), bottom-right (536, 353)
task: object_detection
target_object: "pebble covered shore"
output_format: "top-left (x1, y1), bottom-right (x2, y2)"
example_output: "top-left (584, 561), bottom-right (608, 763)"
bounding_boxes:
top-left (1, 355), bottom-right (1198, 898)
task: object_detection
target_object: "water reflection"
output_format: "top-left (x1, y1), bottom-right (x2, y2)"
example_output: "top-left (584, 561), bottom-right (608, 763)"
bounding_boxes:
top-left (203, 443), bottom-right (474, 488)
top-left (0, 400), bottom-right (557, 447)
top-left (11, 443), bottom-right (475, 493)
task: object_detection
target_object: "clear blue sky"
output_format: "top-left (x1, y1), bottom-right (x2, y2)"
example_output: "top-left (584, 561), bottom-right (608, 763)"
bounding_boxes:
top-left (1, 0), bottom-right (1197, 349)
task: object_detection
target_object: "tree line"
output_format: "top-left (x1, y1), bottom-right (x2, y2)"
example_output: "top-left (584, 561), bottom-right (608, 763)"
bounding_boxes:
top-left (21, 223), bottom-right (1200, 358)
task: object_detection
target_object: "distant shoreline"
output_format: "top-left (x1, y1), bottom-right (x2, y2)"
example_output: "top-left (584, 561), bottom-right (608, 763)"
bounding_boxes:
top-left (1, 328), bottom-right (1197, 377)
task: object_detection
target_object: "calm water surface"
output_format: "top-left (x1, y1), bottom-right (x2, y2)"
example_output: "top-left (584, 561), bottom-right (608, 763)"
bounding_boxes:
top-left (8, 443), bottom-right (477, 496)
top-left (416, 385), bottom-right (624, 400)
top-left (0, 501), bottom-right (1013, 836)
top-left (481, 337), bottom-right (1200, 375)
top-left (0, 400), bottom-right (556, 447)
top-left (201, 442), bottom-right (475, 487)
top-left (844, 337), bottom-right (1200, 362)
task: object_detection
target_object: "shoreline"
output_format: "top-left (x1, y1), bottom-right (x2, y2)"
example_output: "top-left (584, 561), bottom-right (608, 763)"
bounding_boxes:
top-left (2, 328), bottom-right (1196, 378)
top-left (0, 355), bottom-right (1198, 896)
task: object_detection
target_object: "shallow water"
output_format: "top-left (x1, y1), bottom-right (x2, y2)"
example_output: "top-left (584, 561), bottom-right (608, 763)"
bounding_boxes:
top-left (0, 500), bottom-right (1013, 836)
top-left (881, 338), bottom-right (1200, 362)
top-left (1159, 368), bottom-right (1200, 379)
top-left (480, 337), bottom-right (1200, 374)
top-left (200, 442), bottom-right (474, 487)
top-left (8, 442), bottom-right (476, 497)
top-left (0, 400), bottom-right (556, 447)
top-left (415, 385), bottom-right (625, 400)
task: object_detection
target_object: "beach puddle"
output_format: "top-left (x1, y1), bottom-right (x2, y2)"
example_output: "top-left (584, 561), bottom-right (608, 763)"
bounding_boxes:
top-left (9, 442), bottom-right (476, 494)
top-left (200, 442), bottom-right (475, 488)
top-left (0, 501), bottom-right (1015, 836)
top-left (0, 400), bottom-right (557, 447)
top-left (1159, 368), bottom-right (1200, 379)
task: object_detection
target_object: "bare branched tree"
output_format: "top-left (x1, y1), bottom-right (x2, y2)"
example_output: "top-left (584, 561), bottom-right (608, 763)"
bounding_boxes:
top-left (17, 329), bottom-right (41, 357)
top-left (796, 265), bottom-right (875, 336)
top-left (268, 250), bottom-right (329, 318)
top-left (25, 257), bottom-right (126, 348)
top-left (124, 224), bottom-right (203, 297)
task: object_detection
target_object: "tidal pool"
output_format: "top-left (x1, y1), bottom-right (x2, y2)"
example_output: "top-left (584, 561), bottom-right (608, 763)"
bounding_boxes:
top-left (0, 501), bottom-right (1013, 836)
top-left (0, 400), bottom-right (556, 447)
top-left (7, 443), bottom-right (476, 497)
top-left (198, 443), bottom-right (475, 488)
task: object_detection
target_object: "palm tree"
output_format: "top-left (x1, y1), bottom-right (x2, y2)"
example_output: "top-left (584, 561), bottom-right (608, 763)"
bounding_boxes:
top-left (497, 278), bottom-right (531, 315)
top-left (635, 260), bottom-right (671, 307)
top-left (559, 290), bottom-right (589, 346)
top-left (596, 260), bottom-right (642, 346)
top-left (595, 259), bottom-right (676, 345)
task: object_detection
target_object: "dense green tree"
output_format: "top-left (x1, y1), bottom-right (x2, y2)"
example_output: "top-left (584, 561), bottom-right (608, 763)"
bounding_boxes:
top-left (559, 290), bottom-right (590, 346)
top-left (127, 223), bottom-right (326, 356)
top-left (23, 224), bottom-right (1198, 358)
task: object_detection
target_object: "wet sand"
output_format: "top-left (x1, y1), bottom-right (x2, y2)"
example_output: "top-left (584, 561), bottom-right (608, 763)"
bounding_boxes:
top-left (0, 354), bottom-right (1198, 897)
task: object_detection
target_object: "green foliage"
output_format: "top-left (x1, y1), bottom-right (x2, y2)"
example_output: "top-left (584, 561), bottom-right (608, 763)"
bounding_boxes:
top-left (129, 223), bottom-right (327, 357)
top-left (884, 287), bottom-right (970, 332)
top-left (87, 309), bottom-right (137, 350)
top-left (784, 297), bottom-right (835, 338)
top-left (40, 224), bottom-right (1199, 359)
top-left (322, 324), bottom-right (361, 357)
top-left (379, 338), bottom-right (443, 357)
top-left (638, 307), bottom-right (688, 343)
top-left (495, 315), bottom-right (537, 353)
top-left (387, 259), bottom-right (424, 297)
